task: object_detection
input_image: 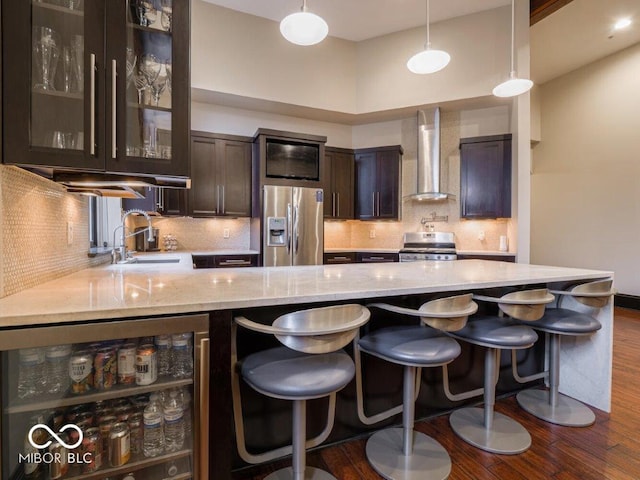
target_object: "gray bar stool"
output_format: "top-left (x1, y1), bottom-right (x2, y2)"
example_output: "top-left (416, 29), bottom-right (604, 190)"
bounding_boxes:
top-left (232, 304), bottom-right (370, 480)
top-left (513, 279), bottom-right (615, 426)
top-left (444, 289), bottom-right (554, 455)
top-left (355, 294), bottom-right (478, 480)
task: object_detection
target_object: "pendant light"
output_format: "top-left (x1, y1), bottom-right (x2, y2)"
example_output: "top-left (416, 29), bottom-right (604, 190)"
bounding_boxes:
top-left (407, 0), bottom-right (450, 74)
top-left (493, 0), bottom-right (533, 97)
top-left (280, 0), bottom-right (328, 46)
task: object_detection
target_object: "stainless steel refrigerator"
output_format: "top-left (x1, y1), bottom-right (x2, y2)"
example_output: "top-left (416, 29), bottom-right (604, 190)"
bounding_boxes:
top-left (263, 185), bottom-right (324, 266)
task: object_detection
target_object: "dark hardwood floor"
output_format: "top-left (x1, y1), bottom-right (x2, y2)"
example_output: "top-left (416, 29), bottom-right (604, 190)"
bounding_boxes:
top-left (232, 307), bottom-right (640, 480)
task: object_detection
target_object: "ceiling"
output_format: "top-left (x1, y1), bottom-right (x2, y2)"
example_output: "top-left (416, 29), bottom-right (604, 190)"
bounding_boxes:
top-left (201, 0), bottom-right (640, 85)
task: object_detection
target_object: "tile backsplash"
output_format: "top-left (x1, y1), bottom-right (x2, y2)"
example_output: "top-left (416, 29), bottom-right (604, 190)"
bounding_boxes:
top-left (0, 166), bottom-right (109, 298)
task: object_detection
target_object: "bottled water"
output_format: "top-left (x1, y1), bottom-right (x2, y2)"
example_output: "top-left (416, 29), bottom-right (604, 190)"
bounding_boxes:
top-left (171, 333), bottom-right (193, 379)
top-left (18, 348), bottom-right (46, 399)
top-left (143, 394), bottom-right (164, 457)
top-left (45, 344), bottom-right (72, 394)
top-left (179, 387), bottom-right (192, 436)
top-left (155, 335), bottom-right (172, 377)
top-left (163, 389), bottom-right (185, 452)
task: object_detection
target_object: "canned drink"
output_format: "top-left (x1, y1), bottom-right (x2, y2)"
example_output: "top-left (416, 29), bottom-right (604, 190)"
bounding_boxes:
top-left (132, 394), bottom-right (150, 412)
top-left (109, 422), bottom-right (131, 467)
top-left (99, 415), bottom-right (117, 459)
top-left (94, 347), bottom-right (117, 390)
top-left (117, 343), bottom-right (137, 385)
top-left (69, 350), bottom-right (94, 394)
top-left (95, 408), bottom-right (115, 424)
top-left (49, 432), bottom-right (69, 479)
top-left (65, 404), bottom-right (90, 424)
top-left (122, 473), bottom-right (136, 480)
top-left (114, 405), bottom-right (134, 422)
top-left (81, 427), bottom-right (103, 473)
top-left (128, 412), bottom-right (144, 455)
top-left (135, 344), bottom-right (157, 386)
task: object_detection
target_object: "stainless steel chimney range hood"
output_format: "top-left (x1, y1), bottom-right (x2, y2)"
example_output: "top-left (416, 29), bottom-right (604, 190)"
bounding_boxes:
top-left (407, 107), bottom-right (455, 202)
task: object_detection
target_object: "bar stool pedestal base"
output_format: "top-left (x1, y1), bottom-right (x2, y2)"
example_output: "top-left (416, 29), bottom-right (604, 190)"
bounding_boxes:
top-left (517, 388), bottom-right (595, 427)
top-left (449, 407), bottom-right (531, 455)
top-left (265, 467), bottom-right (337, 480)
top-left (365, 428), bottom-right (451, 480)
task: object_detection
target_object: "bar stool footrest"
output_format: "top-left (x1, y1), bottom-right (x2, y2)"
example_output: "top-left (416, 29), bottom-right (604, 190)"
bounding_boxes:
top-left (365, 428), bottom-right (451, 480)
top-left (449, 407), bottom-right (531, 455)
top-left (265, 466), bottom-right (338, 480)
top-left (517, 388), bottom-right (595, 427)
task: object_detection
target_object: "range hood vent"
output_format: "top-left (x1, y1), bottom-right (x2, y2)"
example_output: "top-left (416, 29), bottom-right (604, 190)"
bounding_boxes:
top-left (407, 107), bottom-right (455, 202)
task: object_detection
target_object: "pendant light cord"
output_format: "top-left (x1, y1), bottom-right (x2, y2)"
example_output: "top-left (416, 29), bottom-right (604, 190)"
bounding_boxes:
top-left (425, 0), bottom-right (431, 49)
top-left (510, 0), bottom-right (515, 75)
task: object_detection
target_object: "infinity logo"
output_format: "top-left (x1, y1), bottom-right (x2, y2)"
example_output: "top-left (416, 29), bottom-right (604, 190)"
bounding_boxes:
top-left (28, 424), bottom-right (83, 450)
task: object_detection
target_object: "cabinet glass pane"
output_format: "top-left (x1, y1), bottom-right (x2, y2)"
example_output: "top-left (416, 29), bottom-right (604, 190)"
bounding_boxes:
top-left (30, 0), bottom-right (85, 151)
top-left (1, 331), bottom-right (195, 480)
top-left (126, 0), bottom-right (173, 160)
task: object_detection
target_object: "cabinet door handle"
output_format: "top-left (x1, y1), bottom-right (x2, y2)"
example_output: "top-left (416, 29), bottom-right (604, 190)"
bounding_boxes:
top-left (332, 192), bottom-right (336, 217)
top-left (111, 59), bottom-right (117, 159)
top-left (198, 337), bottom-right (210, 480)
top-left (216, 185), bottom-right (220, 214)
top-left (372, 192), bottom-right (376, 216)
top-left (221, 185), bottom-right (225, 215)
top-left (89, 53), bottom-right (96, 156)
top-left (336, 192), bottom-right (340, 217)
top-left (219, 259), bottom-right (251, 266)
top-left (377, 192), bottom-right (381, 216)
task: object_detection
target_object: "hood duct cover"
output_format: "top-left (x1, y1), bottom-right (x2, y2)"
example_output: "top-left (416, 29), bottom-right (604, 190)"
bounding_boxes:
top-left (409, 107), bottom-right (454, 201)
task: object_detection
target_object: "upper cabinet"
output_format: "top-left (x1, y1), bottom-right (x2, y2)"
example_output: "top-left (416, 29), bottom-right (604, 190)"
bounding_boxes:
top-left (2, 0), bottom-right (189, 178)
top-left (459, 134), bottom-right (512, 219)
top-left (189, 132), bottom-right (252, 218)
top-left (324, 147), bottom-right (354, 220)
top-left (354, 145), bottom-right (403, 220)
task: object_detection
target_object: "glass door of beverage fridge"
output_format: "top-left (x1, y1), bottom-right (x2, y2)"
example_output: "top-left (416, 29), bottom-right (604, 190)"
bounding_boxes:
top-left (0, 314), bottom-right (209, 480)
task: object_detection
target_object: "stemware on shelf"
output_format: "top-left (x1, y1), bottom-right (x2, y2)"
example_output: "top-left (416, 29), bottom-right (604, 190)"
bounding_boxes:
top-left (150, 62), bottom-right (169, 107)
top-left (62, 46), bottom-right (73, 93)
top-left (126, 47), bottom-right (137, 90)
top-left (160, 0), bottom-right (172, 32)
top-left (32, 26), bottom-right (60, 91)
top-left (140, 54), bottom-right (161, 105)
top-left (70, 35), bottom-right (84, 93)
top-left (134, 0), bottom-right (158, 27)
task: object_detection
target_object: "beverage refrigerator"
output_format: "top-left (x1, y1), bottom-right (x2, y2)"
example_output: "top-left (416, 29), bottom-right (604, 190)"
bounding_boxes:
top-left (262, 185), bottom-right (324, 267)
top-left (0, 314), bottom-right (209, 480)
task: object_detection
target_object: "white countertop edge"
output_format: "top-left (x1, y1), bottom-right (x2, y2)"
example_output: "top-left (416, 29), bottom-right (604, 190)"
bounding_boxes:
top-left (0, 261), bottom-right (613, 328)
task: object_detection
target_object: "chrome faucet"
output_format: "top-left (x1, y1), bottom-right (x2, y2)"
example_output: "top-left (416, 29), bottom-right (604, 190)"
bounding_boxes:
top-left (112, 209), bottom-right (155, 264)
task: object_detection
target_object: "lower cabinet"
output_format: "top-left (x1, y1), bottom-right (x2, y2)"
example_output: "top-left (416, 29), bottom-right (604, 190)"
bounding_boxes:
top-left (457, 254), bottom-right (515, 263)
top-left (323, 252), bottom-right (399, 264)
top-left (192, 254), bottom-right (258, 269)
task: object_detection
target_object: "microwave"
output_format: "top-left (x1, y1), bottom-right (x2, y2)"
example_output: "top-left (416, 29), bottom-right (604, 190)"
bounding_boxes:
top-left (265, 138), bottom-right (320, 181)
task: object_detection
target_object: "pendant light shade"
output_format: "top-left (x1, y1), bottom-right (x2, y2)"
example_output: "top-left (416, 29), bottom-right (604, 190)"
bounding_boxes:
top-left (407, 0), bottom-right (450, 74)
top-left (493, 0), bottom-right (533, 97)
top-left (280, 1), bottom-right (328, 46)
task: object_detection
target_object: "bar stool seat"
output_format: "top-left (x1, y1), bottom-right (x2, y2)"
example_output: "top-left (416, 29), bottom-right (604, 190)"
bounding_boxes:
top-left (357, 294), bottom-right (478, 480)
top-left (232, 304), bottom-right (371, 480)
top-left (241, 347), bottom-right (355, 400)
top-left (515, 279), bottom-right (613, 427)
top-left (446, 289), bottom-right (553, 455)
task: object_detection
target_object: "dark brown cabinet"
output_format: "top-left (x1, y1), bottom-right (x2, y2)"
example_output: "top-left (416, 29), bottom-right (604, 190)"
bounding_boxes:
top-left (190, 132), bottom-right (252, 218)
top-left (355, 146), bottom-right (402, 220)
top-left (2, 0), bottom-right (189, 178)
top-left (192, 253), bottom-right (258, 269)
top-left (323, 252), bottom-right (357, 264)
top-left (356, 252), bottom-right (399, 263)
top-left (123, 186), bottom-right (187, 216)
top-left (324, 147), bottom-right (354, 219)
top-left (457, 254), bottom-right (515, 262)
top-left (460, 134), bottom-right (512, 219)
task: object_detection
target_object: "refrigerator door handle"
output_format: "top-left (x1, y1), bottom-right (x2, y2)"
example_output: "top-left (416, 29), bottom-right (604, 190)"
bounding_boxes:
top-left (198, 337), bottom-right (210, 479)
top-left (286, 203), bottom-right (292, 254)
top-left (293, 204), bottom-right (300, 254)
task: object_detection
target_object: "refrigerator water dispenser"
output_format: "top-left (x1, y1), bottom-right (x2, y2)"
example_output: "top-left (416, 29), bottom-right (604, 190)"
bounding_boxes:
top-left (267, 217), bottom-right (287, 246)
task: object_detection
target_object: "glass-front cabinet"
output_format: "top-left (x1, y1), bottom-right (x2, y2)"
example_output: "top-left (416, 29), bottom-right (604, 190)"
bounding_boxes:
top-left (2, 0), bottom-right (189, 177)
top-left (0, 315), bottom-right (209, 480)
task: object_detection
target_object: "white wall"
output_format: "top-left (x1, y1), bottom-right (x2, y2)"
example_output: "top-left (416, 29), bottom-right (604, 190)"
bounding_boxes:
top-left (192, 2), bottom-right (512, 114)
top-left (531, 42), bottom-right (640, 295)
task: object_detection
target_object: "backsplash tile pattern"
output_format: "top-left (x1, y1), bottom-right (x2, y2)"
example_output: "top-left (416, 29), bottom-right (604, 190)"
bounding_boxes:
top-left (0, 166), bottom-right (109, 298)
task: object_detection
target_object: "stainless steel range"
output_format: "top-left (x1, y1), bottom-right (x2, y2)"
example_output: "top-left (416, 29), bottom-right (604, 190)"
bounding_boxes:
top-left (399, 232), bottom-right (457, 262)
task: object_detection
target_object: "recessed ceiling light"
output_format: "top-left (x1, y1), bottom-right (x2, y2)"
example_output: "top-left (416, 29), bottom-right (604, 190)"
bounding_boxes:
top-left (614, 18), bottom-right (632, 30)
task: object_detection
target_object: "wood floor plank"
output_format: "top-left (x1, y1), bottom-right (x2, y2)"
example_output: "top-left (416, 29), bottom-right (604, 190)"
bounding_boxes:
top-left (233, 307), bottom-right (640, 480)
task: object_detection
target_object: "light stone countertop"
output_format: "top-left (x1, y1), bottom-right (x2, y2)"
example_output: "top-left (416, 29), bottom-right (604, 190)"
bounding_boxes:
top-left (0, 259), bottom-right (612, 328)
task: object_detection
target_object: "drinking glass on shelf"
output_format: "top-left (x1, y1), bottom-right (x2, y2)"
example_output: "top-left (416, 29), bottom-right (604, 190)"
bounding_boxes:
top-left (65, 0), bottom-right (83, 11)
top-left (71, 35), bottom-right (84, 93)
top-left (150, 62), bottom-right (169, 106)
top-left (160, 0), bottom-right (172, 32)
top-left (32, 27), bottom-right (60, 91)
top-left (143, 120), bottom-right (158, 158)
top-left (134, 0), bottom-right (157, 27)
top-left (140, 54), bottom-right (161, 105)
top-left (126, 48), bottom-right (137, 91)
top-left (165, 62), bottom-right (172, 93)
top-left (62, 46), bottom-right (73, 93)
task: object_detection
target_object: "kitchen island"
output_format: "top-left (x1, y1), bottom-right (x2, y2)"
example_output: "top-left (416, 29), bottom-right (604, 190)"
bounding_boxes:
top-left (0, 259), bottom-right (613, 478)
